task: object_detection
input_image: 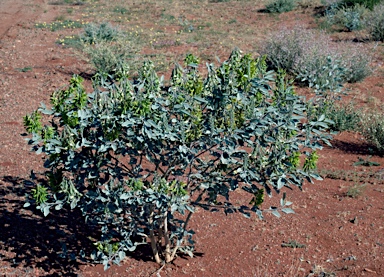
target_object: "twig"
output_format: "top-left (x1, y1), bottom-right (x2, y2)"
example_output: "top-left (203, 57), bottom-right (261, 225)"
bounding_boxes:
top-left (152, 262), bottom-right (166, 277)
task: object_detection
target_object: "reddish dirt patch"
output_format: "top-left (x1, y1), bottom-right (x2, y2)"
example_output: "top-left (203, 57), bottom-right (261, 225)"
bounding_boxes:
top-left (0, 1), bottom-right (383, 277)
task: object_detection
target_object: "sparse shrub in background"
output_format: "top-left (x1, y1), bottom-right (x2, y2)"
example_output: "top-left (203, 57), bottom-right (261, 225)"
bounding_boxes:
top-left (360, 112), bottom-right (384, 153)
top-left (346, 183), bottom-right (366, 197)
top-left (321, 0), bottom-right (342, 6)
top-left (260, 27), bottom-right (372, 94)
top-left (80, 22), bottom-right (139, 77)
top-left (298, 0), bottom-right (322, 9)
top-left (259, 27), bottom-right (305, 73)
top-left (364, 3), bottom-right (384, 41)
top-left (322, 0), bottom-right (383, 10)
top-left (321, 0), bottom-right (383, 35)
top-left (295, 53), bottom-right (347, 94)
top-left (322, 102), bottom-right (361, 131)
top-left (341, 44), bottom-right (372, 83)
top-left (83, 40), bottom-right (135, 77)
top-left (23, 49), bottom-right (332, 269)
top-left (339, 0), bottom-right (383, 10)
top-left (265, 0), bottom-right (297, 13)
top-left (332, 4), bottom-right (368, 31)
top-left (80, 22), bottom-right (119, 44)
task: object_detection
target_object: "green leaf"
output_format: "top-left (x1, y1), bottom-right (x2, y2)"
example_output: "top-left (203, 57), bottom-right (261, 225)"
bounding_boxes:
top-left (120, 193), bottom-right (129, 200)
top-left (43, 206), bottom-right (50, 217)
top-left (282, 208), bottom-right (295, 214)
top-left (271, 210), bottom-right (281, 218)
top-left (118, 251), bottom-right (126, 260)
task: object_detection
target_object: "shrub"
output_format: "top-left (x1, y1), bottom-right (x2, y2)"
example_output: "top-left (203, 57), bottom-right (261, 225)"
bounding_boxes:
top-left (322, 1), bottom-right (369, 31)
top-left (339, 0), bottom-right (383, 10)
top-left (23, 50), bottom-right (332, 269)
top-left (360, 112), bottom-right (384, 153)
top-left (265, 0), bottom-right (297, 13)
top-left (80, 22), bottom-right (119, 44)
top-left (260, 27), bottom-right (372, 93)
top-left (334, 4), bottom-right (368, 31)
top-left (346, 183), bottom-right (366, 197)
top-left (365, 3), bottom-right (384, 41)
top-left (80, 22), bottom-right (140, 77)
top-left (83, 40), bottom-right (135, 77)
top-left (261, 28), bottom-right (344, 93)
top-left (341, 44), bottom-right (372, 83)
top-left (322, 102), bottom-right (361, 131)
top-left (322, 0), bottom-right (383, 10)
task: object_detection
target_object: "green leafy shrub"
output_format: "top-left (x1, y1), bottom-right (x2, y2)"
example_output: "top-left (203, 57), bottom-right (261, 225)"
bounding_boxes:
top-left (364, 3), bottom-right (384, 41)
top-left (23, 49), bottom-right (332, 269)
top-left (265, 0), bottom-right (297, 13)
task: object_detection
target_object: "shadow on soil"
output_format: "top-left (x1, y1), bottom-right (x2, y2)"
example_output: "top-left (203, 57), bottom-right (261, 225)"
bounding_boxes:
top-left (0, 175), bottom-right (156, 276)
top-left (330, 139), bottom-right (381, 156)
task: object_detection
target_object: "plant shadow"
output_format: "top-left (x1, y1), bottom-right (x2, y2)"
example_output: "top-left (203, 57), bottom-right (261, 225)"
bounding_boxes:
top-left (0, 176), bottom-right (159, 276)
top-left (0, 176), bottom-right (94, 276)
top-left (330, 139), bottom-right (382, 156)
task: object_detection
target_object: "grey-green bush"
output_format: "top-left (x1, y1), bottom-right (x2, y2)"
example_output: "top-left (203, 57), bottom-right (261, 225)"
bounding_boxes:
top-left (360, 112), bottom-right (384, 153)
top-left (23, 50), bottom-right (332, 269)
top-left (365, 3), bottom-right (384, 41)
top-left (260, 27), bottom-right (372, 93)
top-left (265, 0), bottom-right (297, 13)
top-left (81, 22), bottom-right (119, 44)
top-left (83, 40), bottom-right (133, 77)
top-left (324, 102), bottom-right (361, 131)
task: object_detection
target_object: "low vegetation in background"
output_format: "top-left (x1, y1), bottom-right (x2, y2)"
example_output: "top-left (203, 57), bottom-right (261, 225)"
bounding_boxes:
top-left (338, 0), bottom-right (383, 9)
top-left (321, 0), bottom-right (384, 40)
top-left (23, 50), bottom-right (333, 269)
top-left (80, 22), bottom-right (119, 44)
top-left (83, 40), bottom-right (137, 77)
top-left (56, 22), bottom-right (140, 75)
top-left (324, 3), bottom-right (369, 31)
top-left (364, 3), bottom-right (384, 41)
top-left (322, 0), bottom-right (383, 10)
top-left (50, 0), bottom-right (86, 5)
top-left (321, 101), bottom-right (361, 132)
top-left (360, 112), bottom-right (384, 154)
top-left (264, 0), bottom-right (298, 13)
top-left (259, 27), bottom-right (372, 93)
top-left (346, 183), bottom-right (366, 198)
top-left (35, 19), bottom-right (84, 31)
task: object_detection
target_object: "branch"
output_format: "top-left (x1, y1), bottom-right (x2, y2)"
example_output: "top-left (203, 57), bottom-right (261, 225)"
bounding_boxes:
top-left (149, 207), bottom-right (162, 264)
top-left (162, 211), bottom-right (172, 263)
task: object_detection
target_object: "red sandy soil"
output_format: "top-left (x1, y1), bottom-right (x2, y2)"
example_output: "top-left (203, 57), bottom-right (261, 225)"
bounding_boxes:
top-left (0, 0), bottom-right (383, 276)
